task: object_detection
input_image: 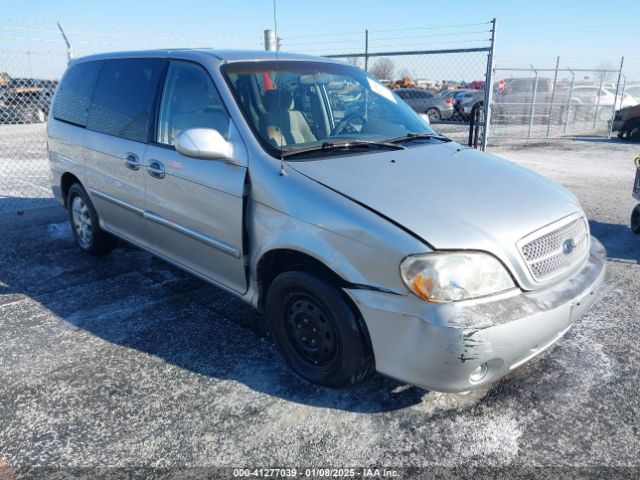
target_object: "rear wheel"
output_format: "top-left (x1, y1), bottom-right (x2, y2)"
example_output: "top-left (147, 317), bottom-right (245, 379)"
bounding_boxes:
top-left (558, 107), bottom-right (576, 125)
top-left (425, 108), bottom-right (441, 122)
top-left (265, 270), bottom-right (373, 388)
top-left (67, 183), bottom-right (116, 254)
top-left (631, 204), bottom-right (640, 235)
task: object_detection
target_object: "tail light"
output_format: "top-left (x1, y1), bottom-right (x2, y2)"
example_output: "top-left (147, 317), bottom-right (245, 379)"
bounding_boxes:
top-left (445, 98), bottom-right (453, 105)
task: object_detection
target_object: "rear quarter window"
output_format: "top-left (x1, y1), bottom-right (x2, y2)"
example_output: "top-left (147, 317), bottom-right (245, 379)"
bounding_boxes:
top-left (52, 61), bottom-right (103, 127)
top-left (87, 58), bottom-right (165, 143)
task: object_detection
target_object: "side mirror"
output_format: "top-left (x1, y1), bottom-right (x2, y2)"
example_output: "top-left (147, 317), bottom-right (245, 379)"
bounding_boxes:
top-left (175, 128), bottom-right (236, 162)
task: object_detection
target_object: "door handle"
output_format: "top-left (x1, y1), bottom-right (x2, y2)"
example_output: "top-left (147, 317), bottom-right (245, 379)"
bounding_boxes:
top-left (124, 153), bottom-right (140, 171)
top-left (147, 160), bottom-right (165, 179)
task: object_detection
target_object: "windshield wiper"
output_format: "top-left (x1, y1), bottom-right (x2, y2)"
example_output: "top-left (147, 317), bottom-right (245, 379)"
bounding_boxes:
top-left (387, 132), bottom-right (452, 143)
top-left (281, 139), bottom-right (405, 159)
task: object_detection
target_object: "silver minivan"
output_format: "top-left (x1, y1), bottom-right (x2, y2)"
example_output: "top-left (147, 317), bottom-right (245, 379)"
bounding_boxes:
top-left (47, 49), bottom-right (606, 392)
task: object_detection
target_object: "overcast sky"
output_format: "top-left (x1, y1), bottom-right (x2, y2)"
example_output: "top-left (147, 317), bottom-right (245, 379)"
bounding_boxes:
top-left (1, 0), bottom-right (637, 82)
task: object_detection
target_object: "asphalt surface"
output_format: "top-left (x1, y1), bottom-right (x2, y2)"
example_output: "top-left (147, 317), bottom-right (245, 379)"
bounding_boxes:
top-left (0, 135), bottom-right (639, 477)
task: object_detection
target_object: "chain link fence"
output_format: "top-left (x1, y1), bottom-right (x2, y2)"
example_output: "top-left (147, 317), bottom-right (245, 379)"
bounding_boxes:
top-left (0, 19), bottom-right (635, 215)
top-left (324, 48), bottom-right (493, 146)
top-left (284, 21), bottom-right (496, 147)
top-left (487, 58), bottom-right (629, 145)
top-left (0, 50), bottom-right (69, 214)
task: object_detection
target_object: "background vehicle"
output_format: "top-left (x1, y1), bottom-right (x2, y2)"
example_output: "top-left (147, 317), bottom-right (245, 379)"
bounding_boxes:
top-left (612, 104), bottom-right (640, 141)
top-left (0, 78), bottom-right (57, 124)
top-left (492, 77), bottom-right (578, 124)
top-left (454, 89), bottom-right (485, 119)
top-left (570, 85), bottom-right (637, 120)
top-left (394, 88), bottom-right (454, 121)
top-left (624, 85), bottom-right (640, 102)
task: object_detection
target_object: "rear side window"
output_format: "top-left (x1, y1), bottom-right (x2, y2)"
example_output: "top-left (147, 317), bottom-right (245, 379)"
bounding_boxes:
top-left (52, 61), bottom-right (102, 127)
top-left (87, 58), bottom-right (165, 143)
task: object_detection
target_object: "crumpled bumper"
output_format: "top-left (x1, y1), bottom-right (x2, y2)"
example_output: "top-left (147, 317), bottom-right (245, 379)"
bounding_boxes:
top-left (345, 237), bottom-right (607, 392)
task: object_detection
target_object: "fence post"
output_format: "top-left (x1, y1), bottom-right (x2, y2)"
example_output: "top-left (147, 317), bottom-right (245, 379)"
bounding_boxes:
top-left (56, 22), bottom-right (74, 63)
top-left (545, 56), bottom-right (560, 139)
top-left (608, 57), bottom-right (625, 138)
top-left (481, 17), bottom-right (496, 151)
top-left (364, 30), bottom-right (369, 72)
top-left (528, 66), bottom-right (538, 139)
top-left (563, 70), bottom-right (575, 134)
top-left (593, 72), bottom-right (605, 128)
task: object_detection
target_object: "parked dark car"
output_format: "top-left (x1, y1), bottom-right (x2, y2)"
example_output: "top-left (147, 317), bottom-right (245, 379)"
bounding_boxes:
top-left (394, 88), bottom-right (454, 121)
top-left (454, 89), bottom-right (485, 119)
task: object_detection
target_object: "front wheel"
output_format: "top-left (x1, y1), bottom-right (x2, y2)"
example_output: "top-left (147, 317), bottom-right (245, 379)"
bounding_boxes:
top-left (265, 271), bottom-right (373, 388)
top-left (631, 204), bottom-right (640, 235)
top-left (67, 183), bottom-right (116, 254)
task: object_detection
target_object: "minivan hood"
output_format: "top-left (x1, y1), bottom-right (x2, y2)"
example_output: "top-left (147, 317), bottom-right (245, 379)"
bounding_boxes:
top-left (289, 142), bottom-right (582, 287)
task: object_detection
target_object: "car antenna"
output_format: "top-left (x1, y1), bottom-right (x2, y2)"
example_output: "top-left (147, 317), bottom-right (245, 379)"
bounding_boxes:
top-left (273, 0), bottom-right (286, 176)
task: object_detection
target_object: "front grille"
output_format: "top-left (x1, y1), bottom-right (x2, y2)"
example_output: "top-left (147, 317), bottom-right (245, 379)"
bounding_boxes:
top-left (519, 216), bottom-right (589, 281)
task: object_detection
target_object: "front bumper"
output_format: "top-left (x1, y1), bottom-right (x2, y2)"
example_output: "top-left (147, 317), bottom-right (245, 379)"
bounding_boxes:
top-left (346, 237), bottom-right (607, 392)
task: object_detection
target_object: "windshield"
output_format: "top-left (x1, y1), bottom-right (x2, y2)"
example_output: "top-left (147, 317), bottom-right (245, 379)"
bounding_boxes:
top-left (221, 60), bottom-right (437, 157)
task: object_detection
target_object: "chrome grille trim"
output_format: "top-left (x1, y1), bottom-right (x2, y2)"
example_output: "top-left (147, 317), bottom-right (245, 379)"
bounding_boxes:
top-left (517, 215), bottom-right (590, 282)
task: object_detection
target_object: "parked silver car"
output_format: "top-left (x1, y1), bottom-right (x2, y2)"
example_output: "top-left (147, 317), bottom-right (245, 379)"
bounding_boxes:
top-left (393, 88), bottom-right (454, 121)
top-left (47, 50), bottom-right (606, 392)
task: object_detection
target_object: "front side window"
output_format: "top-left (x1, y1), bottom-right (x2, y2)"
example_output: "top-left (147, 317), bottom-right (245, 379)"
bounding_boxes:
top-left (156, 61), bottom-right (230, 146)
top-left (52, 61), bottom-right (102, 127)
top-left (87, 58), bottom-right (165, 143)
top-left (222, 61), bottom-right (435, 158)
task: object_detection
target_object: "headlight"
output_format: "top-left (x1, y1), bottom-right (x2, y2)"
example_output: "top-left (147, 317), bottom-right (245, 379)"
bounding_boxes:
top-left (400, 251), bottom-right (515, 302)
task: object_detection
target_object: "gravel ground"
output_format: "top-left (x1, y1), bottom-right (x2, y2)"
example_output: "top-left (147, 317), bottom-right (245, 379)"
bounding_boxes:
top-left (0, 135), bottom-right (639, 478)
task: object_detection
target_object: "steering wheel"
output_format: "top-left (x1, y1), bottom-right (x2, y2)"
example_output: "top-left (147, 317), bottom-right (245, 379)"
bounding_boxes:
top-left (331, 112), bottom-right (366, 136)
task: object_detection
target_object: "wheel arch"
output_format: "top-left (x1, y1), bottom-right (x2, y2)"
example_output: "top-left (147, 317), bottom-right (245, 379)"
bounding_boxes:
top-left (258, 247), bottom-right (375, 360)
top-left (60, 172), bottom-right (82, 208)
top-left (257, 248), bottom-right (351, 309)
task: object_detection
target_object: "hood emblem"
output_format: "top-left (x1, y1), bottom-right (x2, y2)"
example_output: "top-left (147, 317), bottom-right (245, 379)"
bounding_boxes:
top-left (562, 238), bottom-right (576, 255)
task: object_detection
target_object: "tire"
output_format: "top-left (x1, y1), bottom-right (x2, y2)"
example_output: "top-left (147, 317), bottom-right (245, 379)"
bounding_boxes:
top-left (558, 107), bottom-right (576, 125)
top-left (621, 120), bottom-right (640, 142)
top-left (67, 183), bottom-right (116, 254)
top-left (597, 107), bottom-right (613, 123)
top-left (265, 270), bottom-right (373, 388)
top-left (426, 108), bottom-right (441, 122)
top-left (632, 204), bottom-right (640, 235)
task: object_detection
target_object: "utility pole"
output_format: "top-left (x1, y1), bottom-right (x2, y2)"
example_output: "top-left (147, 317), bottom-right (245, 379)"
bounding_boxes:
top-left (264, 29), bottom-right (276, 52)
top-left (364, 30), bottom-right (369, 72)
top-left (57, 22), bottom-right (74, 63)
top-left (264, 29), bottom-right (276, 51)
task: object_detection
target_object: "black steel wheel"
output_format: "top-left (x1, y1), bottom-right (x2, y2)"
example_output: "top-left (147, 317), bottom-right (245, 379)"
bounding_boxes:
top-left (265, 270), bottom-right (373, 388)
top-left (631, 204), bottom-right (640, 235)
top-left (285, 295), bottom-right (338, 367)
